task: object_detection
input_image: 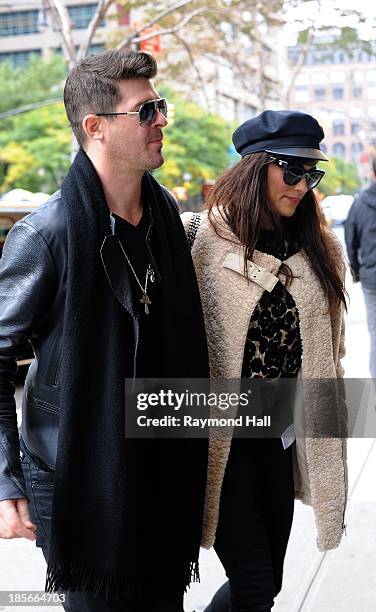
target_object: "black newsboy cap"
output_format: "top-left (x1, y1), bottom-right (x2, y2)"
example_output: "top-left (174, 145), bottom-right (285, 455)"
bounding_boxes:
top-left (232, 109), bottom-right (328, 161)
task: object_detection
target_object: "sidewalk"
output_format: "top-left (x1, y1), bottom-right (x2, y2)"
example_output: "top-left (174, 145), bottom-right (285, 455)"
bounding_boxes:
top-left (1, 228), bottom-right (375, 611)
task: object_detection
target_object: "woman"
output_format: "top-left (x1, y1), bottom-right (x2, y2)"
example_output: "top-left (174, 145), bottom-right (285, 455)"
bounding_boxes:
top-left (182, 110), bottom-right (348, 612)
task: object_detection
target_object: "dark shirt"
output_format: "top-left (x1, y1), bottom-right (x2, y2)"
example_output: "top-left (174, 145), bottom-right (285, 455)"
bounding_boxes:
top-left (241, 228), bottom-right (302, 379)
top-left (114, 207), bottom-right (161, 378)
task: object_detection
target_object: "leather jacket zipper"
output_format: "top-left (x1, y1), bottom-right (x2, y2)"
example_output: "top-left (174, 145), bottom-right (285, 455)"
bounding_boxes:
top-left (52, 351), bottom-right (62, 387)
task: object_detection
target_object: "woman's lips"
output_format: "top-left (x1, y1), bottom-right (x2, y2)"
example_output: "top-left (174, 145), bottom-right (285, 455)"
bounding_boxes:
top-left (285, 196), bottom-right (300, 205)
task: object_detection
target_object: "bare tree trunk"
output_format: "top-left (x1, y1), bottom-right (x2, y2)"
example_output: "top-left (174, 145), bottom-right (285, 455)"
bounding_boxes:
top-left (44, 0), bottom-right (76, 69)
top-left (172, 33), bottom-right (211, 112)
top-left (284, 26), bottom-right (314, 107)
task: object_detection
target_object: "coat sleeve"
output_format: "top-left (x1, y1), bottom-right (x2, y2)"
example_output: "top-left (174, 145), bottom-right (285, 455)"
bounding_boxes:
top-left (0, 221), bottom-right (56, 500)
top-left (344, 199), bottom-right (360, 282)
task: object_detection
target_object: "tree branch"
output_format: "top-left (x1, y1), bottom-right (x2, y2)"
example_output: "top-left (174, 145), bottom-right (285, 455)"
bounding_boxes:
top-left (172, 32), bottom-right (211, 111)
top-left (117, 6), bottom-right (217, 50)
top-left (44, 0), bottom-right (76, 67)
top-left (125, 0), bottom-right (196, 41)
top-left (77, 0), bottom-right (116, 60)
top-left (284, 25), bottom-right (315, 107)
top-left (0, 99), bottom-right (62, 121)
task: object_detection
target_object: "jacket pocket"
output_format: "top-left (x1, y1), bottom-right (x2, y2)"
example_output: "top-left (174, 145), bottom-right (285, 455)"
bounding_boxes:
top-left (28, 395), bottom-right (59, 415)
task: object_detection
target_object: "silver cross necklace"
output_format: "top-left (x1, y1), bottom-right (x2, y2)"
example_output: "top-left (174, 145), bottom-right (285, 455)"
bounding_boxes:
top-left (117, 239), bottom-right (155, 314)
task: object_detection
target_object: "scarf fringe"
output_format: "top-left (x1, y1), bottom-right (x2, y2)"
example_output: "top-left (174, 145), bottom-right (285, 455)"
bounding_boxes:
top-left (46, 560), bottom-right (200, 600)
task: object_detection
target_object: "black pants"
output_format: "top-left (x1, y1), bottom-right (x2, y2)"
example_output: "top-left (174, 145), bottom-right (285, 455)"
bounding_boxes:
top-left (20, 437), bottom-right (184, 612)
top-left (205, 438), bottom-right (294, 612)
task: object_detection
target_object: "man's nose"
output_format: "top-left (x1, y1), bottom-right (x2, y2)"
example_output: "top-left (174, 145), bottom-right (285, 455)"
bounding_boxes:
top-left (153, 110), bottom-right (168, 127)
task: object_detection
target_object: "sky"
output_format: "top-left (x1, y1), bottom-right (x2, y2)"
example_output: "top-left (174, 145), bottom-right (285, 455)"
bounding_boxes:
top-left (283, 0), bottom-right (376, 45)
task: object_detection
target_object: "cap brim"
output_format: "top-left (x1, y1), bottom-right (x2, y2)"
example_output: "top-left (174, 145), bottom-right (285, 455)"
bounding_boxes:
top-left (264, 147), bottom-right (328, 161)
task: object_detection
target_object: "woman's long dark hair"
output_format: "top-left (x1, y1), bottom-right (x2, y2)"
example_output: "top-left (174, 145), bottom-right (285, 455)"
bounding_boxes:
top-left (206, 152), bottom-right (347, 313)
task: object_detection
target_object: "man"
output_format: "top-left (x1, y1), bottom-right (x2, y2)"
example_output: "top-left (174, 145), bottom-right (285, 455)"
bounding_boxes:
top-left (345, 157), bottom-right (376, 378)
top-left (0, 50), bottom-right (209, 611)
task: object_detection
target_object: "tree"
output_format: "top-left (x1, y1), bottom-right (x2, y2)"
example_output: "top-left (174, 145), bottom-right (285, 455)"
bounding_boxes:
top-left (154, 88), bottom-right (234, 192)
top-left (284, 1), bottom-right (376, 106)
top-left (0, 83), bottom-right (232, 195)
top-left (0, 105), bottom-right (71, 194)
top-left (43, 1), bottom-right (374, 114)
top-left (318, 157), bottom-right (361, 197)
top-left (0, 53), bottom-right (71, 193)
top-left (43, 0), bottom-right (286, 112)
top-left (0, 53), bottom-right (66, 114)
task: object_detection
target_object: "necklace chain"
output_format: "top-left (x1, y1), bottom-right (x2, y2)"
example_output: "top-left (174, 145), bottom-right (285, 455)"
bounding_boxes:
top-left (117, 238), bottom-right (153, 314)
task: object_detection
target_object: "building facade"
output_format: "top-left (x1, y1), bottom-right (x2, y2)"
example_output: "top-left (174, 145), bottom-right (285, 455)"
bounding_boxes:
top-left (0, 1), bottom-right (287, 124)
top-left (0, 0), bottom-right (118, 66)
top-left (288, 42), bottom-right (376, 179)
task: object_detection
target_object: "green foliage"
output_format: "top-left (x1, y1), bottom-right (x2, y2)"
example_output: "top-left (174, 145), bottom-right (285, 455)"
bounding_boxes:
top-left (154, 88), bottom-right (234, 193)
top-left (0, 104), bottom-right (71, 194)
top-left (318, 157), bottom-right (361, 196)
top-left (0, 54), bottom-right (70, 193)
top-left (0, 53), bottom-right (66, 114)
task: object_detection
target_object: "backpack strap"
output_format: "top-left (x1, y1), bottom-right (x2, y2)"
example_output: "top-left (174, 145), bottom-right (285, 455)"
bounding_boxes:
top-left (186, 213), bottom-right (202, 251)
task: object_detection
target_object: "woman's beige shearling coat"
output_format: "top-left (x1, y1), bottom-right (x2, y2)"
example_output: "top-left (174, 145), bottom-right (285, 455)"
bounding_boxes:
top-left (181, 209), bottom-right (347, 553)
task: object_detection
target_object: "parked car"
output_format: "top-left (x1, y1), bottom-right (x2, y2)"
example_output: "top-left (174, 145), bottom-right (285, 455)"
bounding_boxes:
top-left (320, 194), bottom-right (354, 227)
top-left (0, 189), bottom-right (49, 377)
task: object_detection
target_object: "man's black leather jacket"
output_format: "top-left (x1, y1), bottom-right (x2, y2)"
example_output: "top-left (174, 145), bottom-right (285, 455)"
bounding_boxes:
top-left (0, 191), bottom-right (140, 501)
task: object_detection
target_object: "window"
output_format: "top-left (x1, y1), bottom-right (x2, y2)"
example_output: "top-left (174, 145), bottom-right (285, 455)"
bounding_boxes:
top-left (333, 120), bottom-right (345, 136)
top-left (351, 142), bottom-right (364, 161)
top-left (337, 51), bottom-right (345, 64)
top-left (0, 10), bottom-right (39, 36)
top-left (0, 49), bottom-right (41, 68)
top-left (351, 86), bottom-right (362, 98)
top-left (351, 122), bottom-right (361, 135)
top-left (68, 4), bottom-right (103, 30)
top-left (288, 49), bottom-right (299, 65)
top-left (314, 87), bottom-right (326, 100)
top-left (333, 143), bottom-right (345, 158)
top-left (332, 87), bottom-right (344, 100)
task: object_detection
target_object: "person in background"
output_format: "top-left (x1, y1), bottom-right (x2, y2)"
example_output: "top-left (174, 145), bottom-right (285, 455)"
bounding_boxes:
top-left (345, 157), bottom-right (376, 378)
top-left (182, 109), bottom-right (348, 612)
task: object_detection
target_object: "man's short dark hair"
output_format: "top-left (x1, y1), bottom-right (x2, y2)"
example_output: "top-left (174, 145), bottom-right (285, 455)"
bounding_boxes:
top-left (64, 50), bottom-right (158, 147)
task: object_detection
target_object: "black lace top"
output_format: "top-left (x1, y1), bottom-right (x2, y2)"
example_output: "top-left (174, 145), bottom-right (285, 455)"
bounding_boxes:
top-left (241, 228), bottom-right (302, 379)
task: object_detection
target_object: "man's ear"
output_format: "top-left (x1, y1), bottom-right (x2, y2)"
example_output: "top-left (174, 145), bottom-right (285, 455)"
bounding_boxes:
top-left (82, 114), bottom-right (104, 141)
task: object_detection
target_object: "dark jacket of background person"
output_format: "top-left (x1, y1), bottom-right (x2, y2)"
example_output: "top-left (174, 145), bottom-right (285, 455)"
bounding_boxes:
top-left (345, 181), bottom-right (376, 288)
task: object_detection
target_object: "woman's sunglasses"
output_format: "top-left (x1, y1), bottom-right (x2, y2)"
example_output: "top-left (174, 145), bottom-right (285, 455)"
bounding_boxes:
top-left (269, 157), bottom-right (325, 189)
top-left (96, 98), bottom-right (168, 128)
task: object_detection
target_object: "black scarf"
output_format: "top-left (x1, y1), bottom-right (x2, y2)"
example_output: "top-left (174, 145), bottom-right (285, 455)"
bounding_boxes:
top-left (45, 149), bottom-right (209, 601)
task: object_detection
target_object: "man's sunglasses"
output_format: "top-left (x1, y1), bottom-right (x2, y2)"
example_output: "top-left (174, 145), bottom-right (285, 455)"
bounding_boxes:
top-left (269, 157), bottom-right (325, 189)
top-left (96, 98), bottom-right (168, 127)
